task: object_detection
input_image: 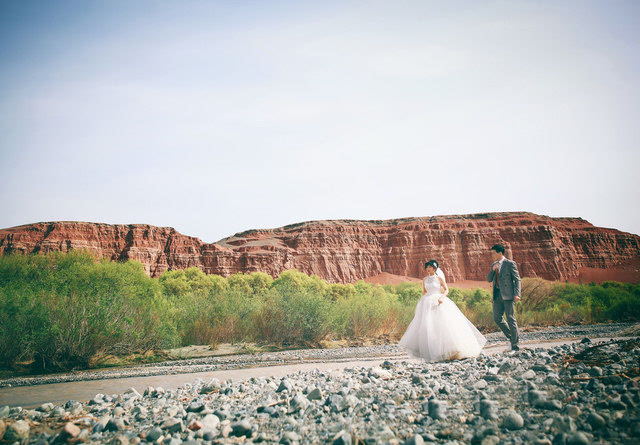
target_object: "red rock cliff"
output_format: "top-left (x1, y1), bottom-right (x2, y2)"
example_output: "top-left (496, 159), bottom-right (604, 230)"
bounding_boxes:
top-left (1, 212), bottom-right (638, 283)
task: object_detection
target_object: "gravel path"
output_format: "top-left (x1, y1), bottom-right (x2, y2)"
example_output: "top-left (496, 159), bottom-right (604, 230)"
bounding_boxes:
top-left (0, 323), bottom-right (634, 389)
top-left (0, 323), bottom-right (638, 444)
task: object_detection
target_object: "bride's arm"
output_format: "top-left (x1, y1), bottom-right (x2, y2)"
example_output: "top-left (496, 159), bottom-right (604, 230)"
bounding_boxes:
top-left (423, 277), bottom-right (427, 294)
top-left (437, 276), bottom-right (448, 303)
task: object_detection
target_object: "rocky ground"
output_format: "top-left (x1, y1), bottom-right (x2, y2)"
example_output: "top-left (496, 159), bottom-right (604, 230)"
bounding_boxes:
top-left (0, 324), bottom-right (639, 444)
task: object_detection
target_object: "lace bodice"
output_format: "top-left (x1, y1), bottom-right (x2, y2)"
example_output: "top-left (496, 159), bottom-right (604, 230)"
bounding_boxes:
top-left (423, 274), bottom-right (442, 297)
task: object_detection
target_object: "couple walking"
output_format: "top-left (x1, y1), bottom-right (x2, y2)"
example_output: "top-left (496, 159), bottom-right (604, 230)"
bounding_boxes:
top-left (399, 244), bottom-right (521, 361)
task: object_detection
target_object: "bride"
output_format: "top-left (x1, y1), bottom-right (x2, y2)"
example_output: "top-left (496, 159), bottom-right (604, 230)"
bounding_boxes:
top-left (399, 260), bottom-right (486, 361)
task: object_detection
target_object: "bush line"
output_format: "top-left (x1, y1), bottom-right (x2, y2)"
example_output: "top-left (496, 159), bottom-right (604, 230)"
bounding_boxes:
top-left (1, 251), bottom-right (638, 371)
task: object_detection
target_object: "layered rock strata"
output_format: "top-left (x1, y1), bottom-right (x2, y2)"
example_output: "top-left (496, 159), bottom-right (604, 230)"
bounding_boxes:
top-left (1, 212), bottom-right (638, 283)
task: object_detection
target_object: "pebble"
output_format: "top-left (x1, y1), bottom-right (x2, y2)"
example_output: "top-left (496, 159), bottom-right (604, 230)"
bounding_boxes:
top-left (160, 417), bottom-right (183, 433)
top-left (551, 416), bottom-right (576, 434)
top-left (105, 417), bottom-right (125, 432)
top-left (502, 410), bottom-right (524, 430)
top-left (404, 434), bottom-right (424, 445)
top-left (186, 401), bottom-right (204, 412)
top-left (428, 399), bottom-right (447, 420)
top-left (589, 366), bottom-right (603, 377)
top-left (230, 419), bottom-right (252, 437)
top-left (4, 420), bottom-right (30, 441)
top-left (332, 430), bottom-right (352, 445)
top-left (201, 413), bottom-right (220, 430)
top-left (281, 430), bottom-right (301, 443)
top-left (145, 427), bottom-right (163, 442)
top-left (307, 387), bottom-right (322, 400)
top-left (480, 399), bottom-right (499, 420)
top-left (277, 378), bottom-right (293, 393)
top-left (565, 431), bottom-right (590, 445)
top-left (62, 422), bottom-right (81, 438)
top-left (586, 412), bottom-right (606, 429)
top-left (566, 405), bottom-right (581, 418)
top-left (290, 393), bottom-right (310, 411)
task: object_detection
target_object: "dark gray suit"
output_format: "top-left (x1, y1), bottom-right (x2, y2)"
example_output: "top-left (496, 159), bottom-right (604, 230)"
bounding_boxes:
top-left (487, 258), bottom-right (521, 347)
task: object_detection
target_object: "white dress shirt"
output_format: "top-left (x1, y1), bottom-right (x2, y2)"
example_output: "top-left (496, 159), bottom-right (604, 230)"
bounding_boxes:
top-left (498, 256), bottom-right (506, 272)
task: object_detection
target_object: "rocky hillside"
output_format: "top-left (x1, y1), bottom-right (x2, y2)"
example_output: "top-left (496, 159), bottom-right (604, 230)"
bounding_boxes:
top-left (1, 212), bottom-right (638, 283)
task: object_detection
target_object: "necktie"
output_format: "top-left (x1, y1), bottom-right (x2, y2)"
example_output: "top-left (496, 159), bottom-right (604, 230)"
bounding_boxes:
top-left (496, 263), bottom-right (500, 288)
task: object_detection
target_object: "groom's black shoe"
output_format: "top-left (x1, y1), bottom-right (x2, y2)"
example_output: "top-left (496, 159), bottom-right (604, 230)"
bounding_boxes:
top-left (511, 345), bottom-right (520, 351)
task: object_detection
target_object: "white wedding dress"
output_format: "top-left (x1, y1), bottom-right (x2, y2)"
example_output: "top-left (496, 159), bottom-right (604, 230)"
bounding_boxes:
top-left (399, 273), bottom-right (486, 361)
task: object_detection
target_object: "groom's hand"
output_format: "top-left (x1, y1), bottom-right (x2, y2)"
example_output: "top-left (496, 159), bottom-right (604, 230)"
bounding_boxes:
top-left (514, 295), bottom-right (521, 302)
top-left (492, 263), bottom-right (499, 272)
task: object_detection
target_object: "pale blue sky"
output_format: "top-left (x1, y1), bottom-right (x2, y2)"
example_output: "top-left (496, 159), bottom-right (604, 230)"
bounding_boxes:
top-left (1, 1), bottom-right (639, 242)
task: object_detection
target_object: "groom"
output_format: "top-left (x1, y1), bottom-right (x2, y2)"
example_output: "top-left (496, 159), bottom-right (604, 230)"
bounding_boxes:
top-left (487, 244), bottom-right (521, 351)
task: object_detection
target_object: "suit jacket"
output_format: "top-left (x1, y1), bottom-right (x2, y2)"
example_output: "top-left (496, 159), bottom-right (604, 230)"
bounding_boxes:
top-left (487, 258), bottom-right (521, 301)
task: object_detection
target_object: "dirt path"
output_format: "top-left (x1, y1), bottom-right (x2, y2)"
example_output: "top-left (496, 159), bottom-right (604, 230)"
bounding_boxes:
top-left (0, 336), bottom-right (620, 409)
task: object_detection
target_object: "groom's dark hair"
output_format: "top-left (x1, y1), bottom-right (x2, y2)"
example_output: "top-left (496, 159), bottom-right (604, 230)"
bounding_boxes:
top-left (491, 244), bottom-right (506, 254)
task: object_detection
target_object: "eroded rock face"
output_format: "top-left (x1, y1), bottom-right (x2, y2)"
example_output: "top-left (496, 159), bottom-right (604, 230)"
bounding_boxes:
top-left (1, 212), bottom-right (638, 283)
top-left (0, 222), bottom-right (202, 277)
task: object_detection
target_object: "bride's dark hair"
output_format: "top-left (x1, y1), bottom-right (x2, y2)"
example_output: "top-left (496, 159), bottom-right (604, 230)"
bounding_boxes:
top-left (425, 260), bottom-right (439, 270)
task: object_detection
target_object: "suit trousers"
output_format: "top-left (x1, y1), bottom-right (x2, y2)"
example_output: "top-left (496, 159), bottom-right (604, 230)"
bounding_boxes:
top-left (493, 289), bottom-right (519, 347)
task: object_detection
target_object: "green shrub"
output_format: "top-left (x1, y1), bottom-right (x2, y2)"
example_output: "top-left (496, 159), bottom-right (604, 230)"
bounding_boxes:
top-left (332, 281), bottom-right (402, 338)
top-left (0, 251), bottom-right (177, 371)
top-left (253, 288), bottom-right (332, 345)
top-left (2, 251), bottom-right (639, 373)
